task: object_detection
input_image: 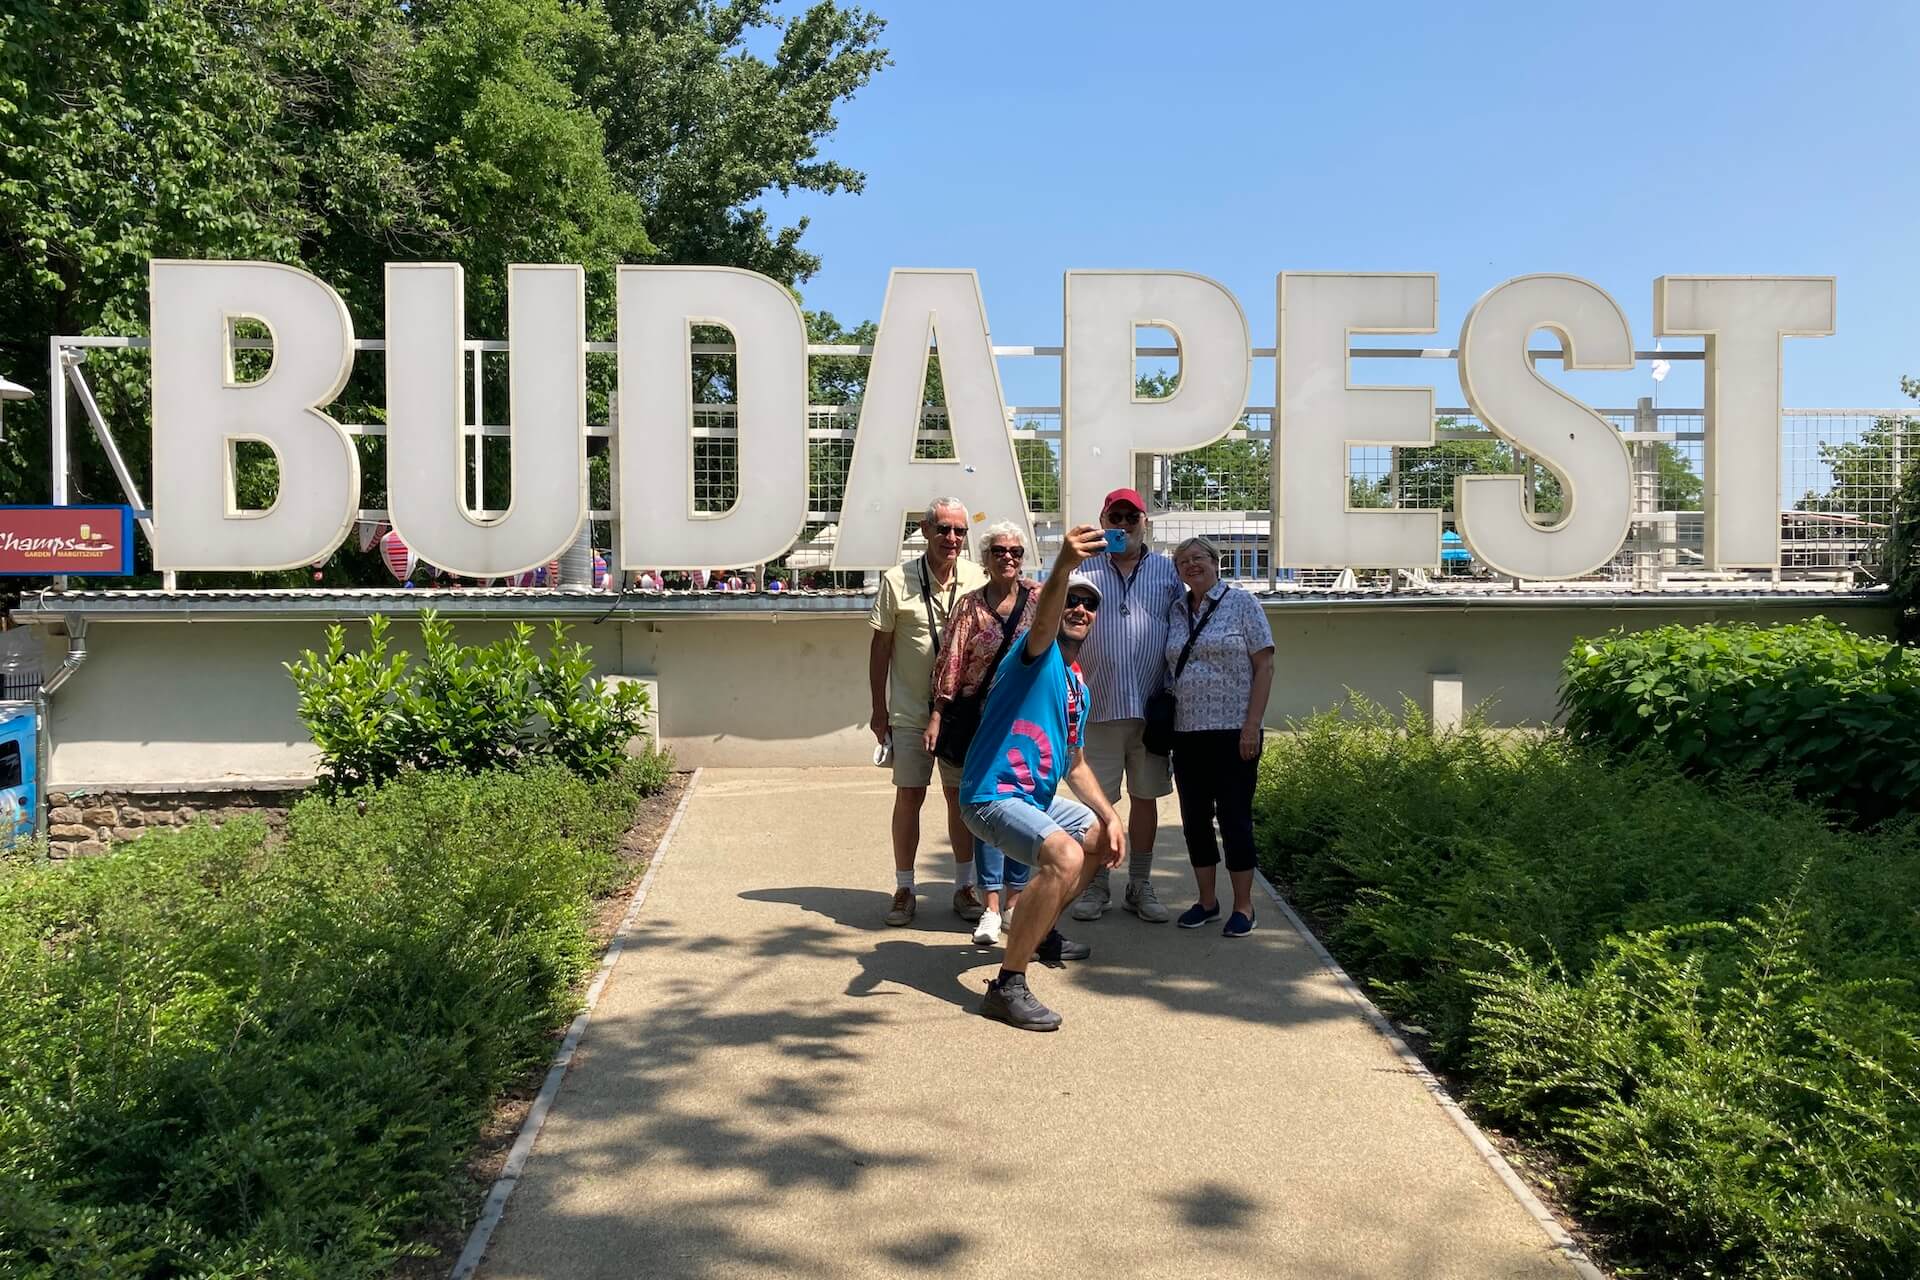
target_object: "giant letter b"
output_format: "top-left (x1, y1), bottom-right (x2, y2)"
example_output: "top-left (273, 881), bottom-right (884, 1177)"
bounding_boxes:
top-left (150, 261), bottom-right (359, 570)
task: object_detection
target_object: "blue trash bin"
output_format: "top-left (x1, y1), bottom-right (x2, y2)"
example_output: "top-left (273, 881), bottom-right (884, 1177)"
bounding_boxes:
top-left (0, 704), bottom-right (35, 847)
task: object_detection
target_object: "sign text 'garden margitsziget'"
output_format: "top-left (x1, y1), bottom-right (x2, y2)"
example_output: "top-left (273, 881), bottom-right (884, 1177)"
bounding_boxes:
top-left (147, 262), bottom-right (1835, 579)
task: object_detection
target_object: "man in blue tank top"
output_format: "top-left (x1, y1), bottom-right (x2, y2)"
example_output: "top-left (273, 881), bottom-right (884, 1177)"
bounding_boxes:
top-left (960, 524), bottom-right (1126, 1031)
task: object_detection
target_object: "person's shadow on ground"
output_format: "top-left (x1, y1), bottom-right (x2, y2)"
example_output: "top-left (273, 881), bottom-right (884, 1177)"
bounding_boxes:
top-left (739, 885), bottom-right (999, 1012)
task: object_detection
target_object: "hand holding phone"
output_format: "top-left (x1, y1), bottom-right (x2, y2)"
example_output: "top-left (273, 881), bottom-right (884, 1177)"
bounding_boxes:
top-left (1102, 527), bottom-right (1129, 554)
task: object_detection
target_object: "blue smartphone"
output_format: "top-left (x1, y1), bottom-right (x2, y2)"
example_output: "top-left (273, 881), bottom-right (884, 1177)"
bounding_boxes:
top-left (1102, 527), bottom-right (1128, 554)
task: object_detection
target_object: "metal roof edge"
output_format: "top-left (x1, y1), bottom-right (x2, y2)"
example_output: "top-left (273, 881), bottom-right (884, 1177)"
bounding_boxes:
top-left (8, 585), bottom-right (1889, 623)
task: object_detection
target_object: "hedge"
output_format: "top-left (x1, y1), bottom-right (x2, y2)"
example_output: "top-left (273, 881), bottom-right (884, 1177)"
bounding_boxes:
top-left (1558, 617), bottom-right (1920, 824)
top-left (0, 755), bottom-right (669, 1278)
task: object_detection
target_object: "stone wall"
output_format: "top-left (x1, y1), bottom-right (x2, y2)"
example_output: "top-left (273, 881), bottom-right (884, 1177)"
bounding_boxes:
top-left (43, 786), bottom-right (308, 857)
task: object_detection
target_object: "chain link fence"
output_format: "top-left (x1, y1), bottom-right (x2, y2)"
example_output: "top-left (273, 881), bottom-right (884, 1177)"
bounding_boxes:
top-left (708, 401), bottom-right (1920, 590)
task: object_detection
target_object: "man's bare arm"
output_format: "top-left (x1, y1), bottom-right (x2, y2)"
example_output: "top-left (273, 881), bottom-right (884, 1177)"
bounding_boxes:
top-left (1025, 525), bottom-right (1106, 658)
top-left (868, 629), bottom-right (894, 744)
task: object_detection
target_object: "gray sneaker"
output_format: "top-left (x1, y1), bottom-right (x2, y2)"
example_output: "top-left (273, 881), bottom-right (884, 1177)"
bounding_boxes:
top-left (1123, 878), bottom-right (1170, 923)
top-left (980, 973), bottom-right (1062, 1031)
top-left (1069, 875), bottom-right (1111, 921)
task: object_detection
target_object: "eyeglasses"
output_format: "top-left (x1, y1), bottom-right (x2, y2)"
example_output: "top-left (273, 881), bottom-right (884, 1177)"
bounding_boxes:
top-left (987, 545), bottom-right (1025, 559)
top-left (1064, 591), bottom-right (1100, 612)
top-left (931, 523), bottom-right (968, 538)
top-left (1103, 508), bottom-right (1143, 525)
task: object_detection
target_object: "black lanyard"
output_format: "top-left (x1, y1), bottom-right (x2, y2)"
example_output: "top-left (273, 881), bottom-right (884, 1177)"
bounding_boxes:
top-left (918, 558), bottom-right (958, 654)
top-left (1112, 552), bottom-right (1147, 617)
top-left (1174, 589), bottom-right (1225, 680)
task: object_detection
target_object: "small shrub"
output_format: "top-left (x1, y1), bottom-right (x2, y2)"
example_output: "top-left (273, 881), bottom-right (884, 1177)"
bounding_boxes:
top-left (1559, 617), bottom-right (1920, 823)
top-left (287, 611), bottom-right (652, 792)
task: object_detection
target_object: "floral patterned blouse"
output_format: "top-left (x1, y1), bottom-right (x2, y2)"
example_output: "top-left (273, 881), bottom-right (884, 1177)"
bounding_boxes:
top-left (933, 578), bottom-right (1043, 706)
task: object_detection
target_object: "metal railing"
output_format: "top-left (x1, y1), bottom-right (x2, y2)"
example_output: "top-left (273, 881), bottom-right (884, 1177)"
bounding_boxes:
top-left (43, 334), bottom-right (1919, 592)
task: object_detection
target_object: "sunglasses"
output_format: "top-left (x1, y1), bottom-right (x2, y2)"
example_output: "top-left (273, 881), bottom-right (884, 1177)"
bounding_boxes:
top-left (1064, 591), bottom-right (1101, 612)
top-left (931, 523), bottom-right (968, 538)
top-left (987, 545), bottom-right (1025, 559)
top-left (1103, 509), bottom-right (1143, 525)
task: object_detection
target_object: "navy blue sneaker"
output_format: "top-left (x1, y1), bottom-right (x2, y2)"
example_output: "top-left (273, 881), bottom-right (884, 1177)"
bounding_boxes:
top-left (1177, 902), bottom-right (1222, 929)
top-left (1222, 910), bottom-right (1257, 938)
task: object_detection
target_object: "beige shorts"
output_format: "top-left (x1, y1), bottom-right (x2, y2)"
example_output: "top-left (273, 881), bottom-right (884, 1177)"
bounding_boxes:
top-left (1084, 718), bottom-right (1173, 803)
top-left (890, 725), bottom-right (963, 789)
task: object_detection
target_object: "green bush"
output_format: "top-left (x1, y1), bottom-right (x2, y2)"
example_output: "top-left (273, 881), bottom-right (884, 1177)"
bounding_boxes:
top-left (0, 758), bottom-right (664, 1278)
top-left (287, 611), bottom-right (651, 792)
top-left (1470, 906), bottom-right (1920, 1276)
top-left (1559, 617), bottom-right (1920, 823)
top-left (1256, 698), bottom-right (1920, 1277)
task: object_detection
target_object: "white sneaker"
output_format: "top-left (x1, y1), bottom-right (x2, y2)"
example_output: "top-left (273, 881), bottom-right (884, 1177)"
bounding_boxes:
top-left (972, 909), bottom-right (1003, 946)
top-left (1124, 878), bottom-right (1170, 923)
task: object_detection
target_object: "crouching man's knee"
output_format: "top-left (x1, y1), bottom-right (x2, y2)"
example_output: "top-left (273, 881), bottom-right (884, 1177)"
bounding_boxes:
top-left (1038, 830), bottom-right (1086, 880)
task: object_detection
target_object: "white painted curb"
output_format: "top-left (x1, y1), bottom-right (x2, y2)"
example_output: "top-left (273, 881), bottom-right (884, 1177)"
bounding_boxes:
top-left (1254, 870), bottom-right (1607, 1280)
top-left (449, 768), bottom-right (703, 1280)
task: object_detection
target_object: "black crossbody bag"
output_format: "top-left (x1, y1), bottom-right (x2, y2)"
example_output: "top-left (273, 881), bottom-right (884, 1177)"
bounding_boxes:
top-left (934, 586), bottom-right (1030, 766)
top-left (1143, 590), bottom-right (1223, 756)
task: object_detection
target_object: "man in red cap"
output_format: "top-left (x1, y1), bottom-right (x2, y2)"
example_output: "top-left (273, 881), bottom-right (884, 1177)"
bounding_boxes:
top-left (1069, 487), bottom-right (1184, 925)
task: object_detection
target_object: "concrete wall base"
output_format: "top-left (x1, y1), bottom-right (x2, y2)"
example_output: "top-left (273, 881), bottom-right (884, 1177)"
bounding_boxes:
top-left (27, 599), bottom-right (1891, 786)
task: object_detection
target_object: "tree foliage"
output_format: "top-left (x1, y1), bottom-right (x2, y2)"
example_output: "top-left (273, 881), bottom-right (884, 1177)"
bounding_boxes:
top-left (1878, 377), bottom-right (1920, 637)
top-left (0, 0), bottom-right (887, 583)
top-left (1796, 398), bottom-right (1920, 519)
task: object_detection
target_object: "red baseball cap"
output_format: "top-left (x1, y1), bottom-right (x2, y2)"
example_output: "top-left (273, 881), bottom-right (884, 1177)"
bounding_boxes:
top-left (1101, 487), bottom-right (1148, 515)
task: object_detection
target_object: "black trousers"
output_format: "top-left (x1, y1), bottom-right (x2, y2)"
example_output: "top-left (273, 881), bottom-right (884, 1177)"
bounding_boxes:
top-left (1170, 729), bottom-right (1259, 873)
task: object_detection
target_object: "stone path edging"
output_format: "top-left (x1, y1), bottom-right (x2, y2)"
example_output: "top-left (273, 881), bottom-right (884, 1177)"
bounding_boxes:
top-left (1253, 870), bottom-right (1606, 1280)
top-left (449, 767), bottom-right (704, 1280)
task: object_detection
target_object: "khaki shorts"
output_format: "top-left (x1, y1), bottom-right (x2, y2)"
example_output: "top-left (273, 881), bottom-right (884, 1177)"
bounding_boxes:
top-left (890, 725), bottom-right (963, 789)
top-left (1084, 718), bottom-right (1173, 803)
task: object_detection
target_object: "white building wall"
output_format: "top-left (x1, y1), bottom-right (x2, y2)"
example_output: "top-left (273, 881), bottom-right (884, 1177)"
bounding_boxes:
top-left (34, 601), bottom-right (1892, 787)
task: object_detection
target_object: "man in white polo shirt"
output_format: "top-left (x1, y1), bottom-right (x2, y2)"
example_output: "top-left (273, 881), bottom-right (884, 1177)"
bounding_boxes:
top-left (869, 497), bottom-right (989, 927)
top-left (1069, 487), bottom-right (1183, 924)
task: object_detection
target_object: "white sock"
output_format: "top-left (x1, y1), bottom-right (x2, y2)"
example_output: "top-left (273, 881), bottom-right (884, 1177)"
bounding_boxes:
top-left (895, 869), bottom-right (914, 889)
top-left (955, 862), bottom-right (975, 889)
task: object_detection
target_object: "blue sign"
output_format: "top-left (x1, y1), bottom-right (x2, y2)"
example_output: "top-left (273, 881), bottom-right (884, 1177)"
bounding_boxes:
top-left (0, 704), bottom-right (33, 846)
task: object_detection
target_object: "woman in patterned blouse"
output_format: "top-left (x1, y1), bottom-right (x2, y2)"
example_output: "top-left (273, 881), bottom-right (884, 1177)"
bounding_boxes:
top-left (1164, 536), bottom-right (1275, 937)
top-left (927, 521), bottom-right (1043, 943)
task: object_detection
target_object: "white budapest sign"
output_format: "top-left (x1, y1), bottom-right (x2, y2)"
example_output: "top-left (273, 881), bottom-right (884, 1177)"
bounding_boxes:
top-left (147, 262), bottom-right (1834, 578)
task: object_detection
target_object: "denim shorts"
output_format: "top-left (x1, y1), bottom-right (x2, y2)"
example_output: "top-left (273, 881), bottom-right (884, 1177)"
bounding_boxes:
top-left (962, 794), bottom-right (1097, 870)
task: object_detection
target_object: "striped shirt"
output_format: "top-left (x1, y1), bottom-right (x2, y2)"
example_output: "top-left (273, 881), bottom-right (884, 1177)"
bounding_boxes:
top-left (1075, 549), bottom-right (1183, 722)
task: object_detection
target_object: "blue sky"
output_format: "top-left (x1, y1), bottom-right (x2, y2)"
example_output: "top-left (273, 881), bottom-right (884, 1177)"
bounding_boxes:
top-left (768, 2), bottom-right (1920, 412)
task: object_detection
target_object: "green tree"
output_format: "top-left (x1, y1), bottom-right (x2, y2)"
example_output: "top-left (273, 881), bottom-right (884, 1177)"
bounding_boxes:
top-left (1873, 377), bottom-right (1920, 636)
top-left (1349, 474), bottom-right (1390, 509)
top-left (1795, 400), bottom-right (1920, 517)
top-left (1135, 369), bottom-right (1268, 512)
top-left (586, 0), bottom-right (887, 286)
top-left (0, 0), bottom-right (887, 585)
top-left (1391, 424), bottom-right (1564, 516)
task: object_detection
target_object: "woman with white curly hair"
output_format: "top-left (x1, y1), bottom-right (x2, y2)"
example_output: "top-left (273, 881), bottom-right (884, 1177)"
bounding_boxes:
top-left (927, 520), bottom-right (1042, 944)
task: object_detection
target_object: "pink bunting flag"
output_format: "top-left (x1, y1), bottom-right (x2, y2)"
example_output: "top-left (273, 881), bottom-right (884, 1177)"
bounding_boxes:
top-left (380, 529), bottom-right (416, 583)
